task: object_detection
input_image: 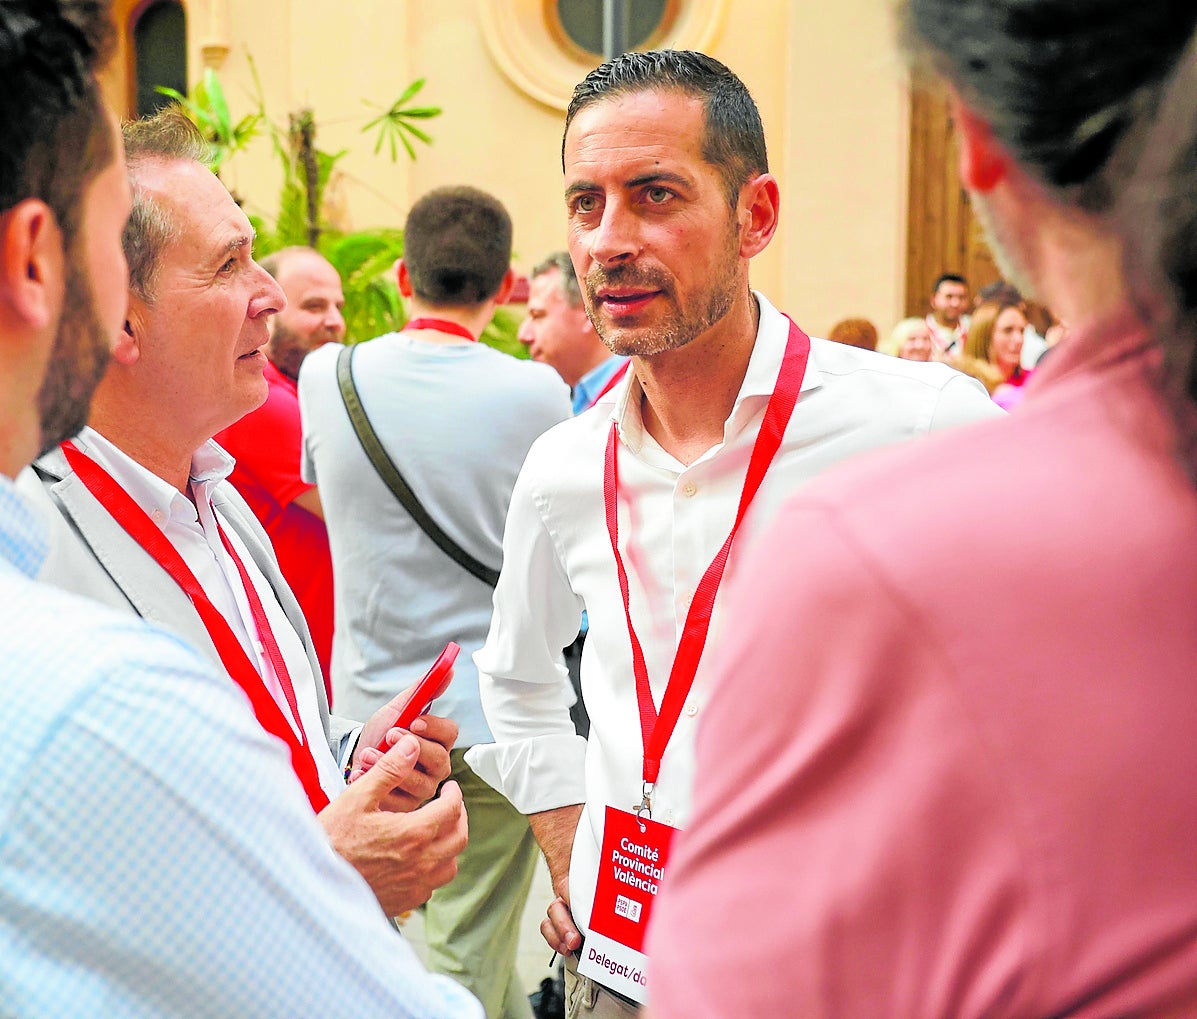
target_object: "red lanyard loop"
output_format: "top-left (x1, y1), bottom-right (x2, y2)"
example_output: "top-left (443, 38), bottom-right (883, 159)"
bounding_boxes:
top-left (586, 360), bottom-right (631, 410)
top-left (603, 318), bottom-right (811, 787)
top-left (404, 317), bottom-right (477, 342)
top-left (60, 441), bottom-right (331, 813)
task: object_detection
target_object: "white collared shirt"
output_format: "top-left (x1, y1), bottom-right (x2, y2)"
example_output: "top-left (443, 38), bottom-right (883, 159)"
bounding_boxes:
top-left (466, 293), bottom-right (1002, 937)
top-left (75, 428), bottom-right (344, 800)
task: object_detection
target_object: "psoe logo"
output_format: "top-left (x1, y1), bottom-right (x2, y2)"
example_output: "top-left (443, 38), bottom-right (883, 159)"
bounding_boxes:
top-left (614, 895), bottom-right (642, 923)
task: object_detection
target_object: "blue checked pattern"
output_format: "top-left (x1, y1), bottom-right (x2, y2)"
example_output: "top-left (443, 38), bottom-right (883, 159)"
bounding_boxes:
top-left (0, 477), bottom-right (481, 1018)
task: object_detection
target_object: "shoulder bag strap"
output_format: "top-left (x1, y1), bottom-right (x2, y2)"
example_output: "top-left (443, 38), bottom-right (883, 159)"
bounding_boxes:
top-left (335, 344), bottom-right (500, 587)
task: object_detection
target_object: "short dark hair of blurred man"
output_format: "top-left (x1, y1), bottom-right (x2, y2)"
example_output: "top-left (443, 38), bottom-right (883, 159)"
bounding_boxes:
top-left (0, 4), bottom-right (480, 1016)
top-left (300, 185), bottom-right (572, 1016)
top-left (216, 246), bottom-right (344, 685)
top-left (521, 251), bottom-right (627, 413)
top-left (926, 271), bottom-right (970, 355)
top-left (647, 4), bottom-right (1197, 1017)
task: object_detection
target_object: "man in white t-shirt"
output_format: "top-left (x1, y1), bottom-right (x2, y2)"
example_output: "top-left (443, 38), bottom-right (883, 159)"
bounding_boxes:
top-left (926, 271), bottom-right (971, 355)
top-left (300, 186), bottom-right (571, 1019)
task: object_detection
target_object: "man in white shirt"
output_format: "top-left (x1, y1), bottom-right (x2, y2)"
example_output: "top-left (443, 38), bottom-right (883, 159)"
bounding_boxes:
top-left (926, 272), bottom-right (971, 356)
top-left (21, 108), bottom-right (466, 921)
top-left (465, 49), bottom-right (1001, 1014)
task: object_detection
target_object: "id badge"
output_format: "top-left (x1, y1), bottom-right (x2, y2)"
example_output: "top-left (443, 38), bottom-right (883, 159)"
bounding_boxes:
top-left (577, 805), bottom-right (676, 1004)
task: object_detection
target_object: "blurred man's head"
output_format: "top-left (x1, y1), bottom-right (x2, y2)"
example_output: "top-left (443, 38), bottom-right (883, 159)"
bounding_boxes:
top-left (520, 252), bottom-right (609, 387)
top-left (260, 248), bottom-right (345, 382)
top-left (929, 273), bottom-right (969, 327)
top-left (400, 186), bottom-right (513, 309)
top-left (0, 0), bottom-right (128, 470)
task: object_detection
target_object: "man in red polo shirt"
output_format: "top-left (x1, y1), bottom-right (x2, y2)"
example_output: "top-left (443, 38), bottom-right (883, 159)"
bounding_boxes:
top-left (216, 246), bottom-right (343, 690)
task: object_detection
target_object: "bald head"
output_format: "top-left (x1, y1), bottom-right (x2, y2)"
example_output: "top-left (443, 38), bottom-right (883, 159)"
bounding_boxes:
top-left (261, 247), bottom-right (346, 381)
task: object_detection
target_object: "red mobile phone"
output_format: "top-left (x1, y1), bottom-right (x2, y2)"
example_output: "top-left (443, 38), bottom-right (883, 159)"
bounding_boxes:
top-left (375, 642), bottom-right (460, 751)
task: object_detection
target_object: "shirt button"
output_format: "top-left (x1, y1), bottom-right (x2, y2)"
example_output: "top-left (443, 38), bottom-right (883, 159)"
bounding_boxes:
top-left (685, 703), bottom-right (699, 717)
top-left (681, 481), bottom-right (697, 497)
top-left (151, 509), bottom-right (165, 524)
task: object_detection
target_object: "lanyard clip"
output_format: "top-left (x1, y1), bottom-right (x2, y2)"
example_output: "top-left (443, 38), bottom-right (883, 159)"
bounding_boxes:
top-left (634, 781), bottom-right (654, 830)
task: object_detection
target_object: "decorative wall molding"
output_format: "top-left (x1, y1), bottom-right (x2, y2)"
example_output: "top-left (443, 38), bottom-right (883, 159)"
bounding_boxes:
top-left (478, 0), bottom-right (730, 111)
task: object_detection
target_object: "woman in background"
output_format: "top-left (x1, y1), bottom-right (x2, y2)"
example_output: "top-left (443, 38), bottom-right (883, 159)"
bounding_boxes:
top-left (960, 298), bottom-right (1032, 408)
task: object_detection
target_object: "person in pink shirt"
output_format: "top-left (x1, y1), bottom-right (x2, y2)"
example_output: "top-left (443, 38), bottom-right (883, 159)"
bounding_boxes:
top-left (646, 2), bottom-right (1197, 1016)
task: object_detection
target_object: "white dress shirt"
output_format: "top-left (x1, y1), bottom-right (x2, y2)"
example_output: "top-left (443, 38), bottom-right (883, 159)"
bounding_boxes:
top-left (467, 293), bottom-right (1003, 937)
top-left (75, 428), bottom-right (345, 801)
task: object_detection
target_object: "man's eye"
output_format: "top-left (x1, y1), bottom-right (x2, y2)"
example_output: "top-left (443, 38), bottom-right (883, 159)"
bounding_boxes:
top-left (575, 195), bottom-right (597, 213)
top-left (646, 187), bottom-right (671, 204)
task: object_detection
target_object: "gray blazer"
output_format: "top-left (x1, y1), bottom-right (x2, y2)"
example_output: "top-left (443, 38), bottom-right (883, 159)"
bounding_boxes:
top-left (19, 444), bottom-right (357, 764)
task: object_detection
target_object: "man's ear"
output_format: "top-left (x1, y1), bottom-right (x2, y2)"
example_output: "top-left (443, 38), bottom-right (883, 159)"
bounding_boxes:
top-left (396, 258), bottom-right (413, 298)
top-left (0, 199), bottom-right (64, 332)
top-left (738, 173), bottom-right (780, 260)
top-left (113, 297), bottom-right (145, 366)
top-left (951, 93), bottom-right (1009, 193)
top-left (493, 267), bottom-right (515, 305)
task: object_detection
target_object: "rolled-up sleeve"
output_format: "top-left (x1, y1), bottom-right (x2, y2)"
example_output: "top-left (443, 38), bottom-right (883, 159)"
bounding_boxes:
top-left (467, 457), bottom-right (588, 814)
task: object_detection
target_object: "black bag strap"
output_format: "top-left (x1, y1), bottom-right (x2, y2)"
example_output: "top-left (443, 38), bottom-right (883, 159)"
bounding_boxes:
top-left (335, 344), bottom-right (500, 587)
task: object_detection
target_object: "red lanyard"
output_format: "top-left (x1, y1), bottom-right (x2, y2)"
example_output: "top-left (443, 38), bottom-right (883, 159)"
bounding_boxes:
top-left (587, 360), bottom-right (631, 410)
top-left (60, 441), bottom-right (331, 812)
top-left (603, 318), bottom-right (810, 792)
top-left (404, 317), bottom-right (476, 342)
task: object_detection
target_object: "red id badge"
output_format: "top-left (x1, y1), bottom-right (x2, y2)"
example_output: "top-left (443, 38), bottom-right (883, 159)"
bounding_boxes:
top-left (577, 805), bottom-right (677, 1004)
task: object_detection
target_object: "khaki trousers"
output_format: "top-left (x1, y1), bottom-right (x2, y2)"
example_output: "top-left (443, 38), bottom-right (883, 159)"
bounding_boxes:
top-left (424, 749), bottom-right (539, 1019)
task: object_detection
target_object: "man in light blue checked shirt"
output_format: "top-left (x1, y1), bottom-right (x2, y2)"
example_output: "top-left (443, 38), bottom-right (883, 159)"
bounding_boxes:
top-left (0, 2), bottom-right (480, 1015)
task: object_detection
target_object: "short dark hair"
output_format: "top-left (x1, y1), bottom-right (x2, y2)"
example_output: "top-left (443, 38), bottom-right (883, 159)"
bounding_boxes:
top-left (932, 273), bottom-right (967, 294)
top-left (403, 186), bottom-right (511, 306)
top-left (121, 108), bottom-right (210, 303)
top-left (902, 0), bottom-right (1197, 454)
top-left (0, 0), bottom-right (114, 244)
top-left (531, 251), bottom-right (582, 308)
top-left (563, 49), bottom-right (768, 208)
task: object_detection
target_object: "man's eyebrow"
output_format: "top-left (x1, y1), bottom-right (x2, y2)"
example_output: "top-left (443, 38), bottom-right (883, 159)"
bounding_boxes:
top-left (209, 231), bottom-right (254, 264)
top-left (564, 171), bottom-right (694, 203)
top-left (564, 179), bottom-right (598, 203)
top-left (626, 171), bottom-right (692, 190)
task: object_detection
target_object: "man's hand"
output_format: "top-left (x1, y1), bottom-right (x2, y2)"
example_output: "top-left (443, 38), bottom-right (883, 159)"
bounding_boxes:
top-left (352, 683), bottom-right (457, 812)
top-left (530, 803), bottom-right (584, 954)
top-left (320, 733), bottom-right (468, 916)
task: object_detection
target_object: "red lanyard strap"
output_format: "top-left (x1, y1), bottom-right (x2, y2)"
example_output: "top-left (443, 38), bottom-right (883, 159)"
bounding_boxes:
top-left (404, 317), bottom-right (477, 342)
top-left (214, 521), bottom-right (304, 736)
top-left (587, 360), bottom-right (631, 410)
top-left (60, 442), bottom-right (331, 812)
top-left (603, 318), bottom-right (811, 786)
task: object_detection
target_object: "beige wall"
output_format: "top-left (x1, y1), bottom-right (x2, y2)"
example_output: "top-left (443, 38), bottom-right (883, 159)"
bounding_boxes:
top-left (115, 0), bottom-right (912, 337)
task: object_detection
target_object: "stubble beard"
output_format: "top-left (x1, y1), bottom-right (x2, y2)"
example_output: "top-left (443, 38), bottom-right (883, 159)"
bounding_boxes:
top-left (35, 239), bottom-right (112, 456)
top-left (584, 225), bottom-right (742, 358)
top-left (972, 190), bottom-right (1037, 300)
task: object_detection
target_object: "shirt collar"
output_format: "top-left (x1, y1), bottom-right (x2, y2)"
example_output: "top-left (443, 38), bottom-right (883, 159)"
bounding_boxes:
top-left (610, 291), bottom-right (823, 458)
top-left (573, 354), bottom-right (629, 414)
top-left (0, 472), bottom-right (49, 578)
top-left (75, 427), bottom-right (234, 526)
